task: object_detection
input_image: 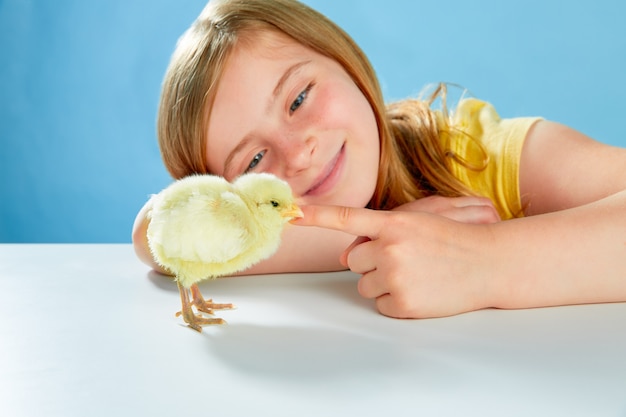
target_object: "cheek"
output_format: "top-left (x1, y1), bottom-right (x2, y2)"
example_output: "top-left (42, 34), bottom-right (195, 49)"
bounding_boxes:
top-left (304, 79), bottom-right (380, 207)
top-left (329, 85), bottom-right (380, 202)
top-left (315, 83), bottom-right (353, 123)
top-left (349, 116), bottom-right (380, 206)
top-left (316, 81), bottom-right (378, 142)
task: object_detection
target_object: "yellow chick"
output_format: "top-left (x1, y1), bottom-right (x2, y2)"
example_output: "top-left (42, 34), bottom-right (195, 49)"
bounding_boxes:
top-left (147, 173), bottom-right (303, 332)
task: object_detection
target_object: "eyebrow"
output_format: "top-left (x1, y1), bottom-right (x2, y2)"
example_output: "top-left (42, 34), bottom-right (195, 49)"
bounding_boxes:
top-left (222, 60), bottom-right (311, 176)
top-left (272, 60), bottom-right (311, 99)
top-left (223, 135), bottom-right (253, 178)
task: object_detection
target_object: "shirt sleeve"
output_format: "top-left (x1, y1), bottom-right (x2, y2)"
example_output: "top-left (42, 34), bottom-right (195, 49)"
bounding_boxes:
top-left (441, 98), bottom-right (542, 219)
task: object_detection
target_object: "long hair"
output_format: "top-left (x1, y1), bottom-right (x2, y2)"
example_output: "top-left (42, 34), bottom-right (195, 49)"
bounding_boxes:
top-left (375, 83), bottom-right (480, 209)
top-left (157, 0), bottom-right (478, 210)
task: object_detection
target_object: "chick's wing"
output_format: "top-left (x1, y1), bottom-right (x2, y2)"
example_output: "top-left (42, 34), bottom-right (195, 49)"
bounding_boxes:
top-left (151, 190), bottom-right (256, 265)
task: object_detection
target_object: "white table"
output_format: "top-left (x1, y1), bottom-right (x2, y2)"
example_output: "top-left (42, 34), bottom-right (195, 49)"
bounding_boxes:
top-left (1, 244), bottom-right (625, 416)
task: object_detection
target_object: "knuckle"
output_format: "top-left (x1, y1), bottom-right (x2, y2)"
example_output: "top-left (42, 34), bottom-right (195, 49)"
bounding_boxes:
top-left (336, 205), bottom-right (353, 227)
top-left (381, 243), bottom-right (402, 262)
top-left (380, 291), bottom-right (414, 318)
top-left (382, 266), bottom-right (403, 292)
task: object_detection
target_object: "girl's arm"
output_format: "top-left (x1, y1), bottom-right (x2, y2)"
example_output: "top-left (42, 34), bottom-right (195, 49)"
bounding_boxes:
top-left (497, 120), bottom-right (626, 308)
top-left (131, 195), bottom-right (351, 275)
top-left (132, 192), bottom-right (501, 276)
top-left (490, 190), bottom-right (626, 310)
top-left (293, 121), bottom-right (626, 318)
top-left (520, 121), bottom-right (626, 215)
top-left (132, 198), bottom-right (169, 275)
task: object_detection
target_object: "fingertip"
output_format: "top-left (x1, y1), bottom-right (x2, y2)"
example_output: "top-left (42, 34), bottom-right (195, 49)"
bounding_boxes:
top-left (356, 274), bottom-right (368, 297)
top-left (288, 204), bottom-right (317, 226)
top-left (374, 295), bottom-right (397, 318)
top-left (288, 204), bottom-right (383, 237)
top-left (339, 250), bottom-right (348, 267)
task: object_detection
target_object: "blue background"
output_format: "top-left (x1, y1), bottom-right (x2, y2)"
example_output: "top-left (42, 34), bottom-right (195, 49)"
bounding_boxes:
top-left (1, 0), bottom-right (625, 243)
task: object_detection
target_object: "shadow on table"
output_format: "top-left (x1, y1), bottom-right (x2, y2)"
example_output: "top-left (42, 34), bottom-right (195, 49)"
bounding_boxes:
top-left (200, 323), bottom-right (451, 384)
top-left (147, 270), bottom-right (178, 293)
top-left (146, 269), bottom-right (374, 316)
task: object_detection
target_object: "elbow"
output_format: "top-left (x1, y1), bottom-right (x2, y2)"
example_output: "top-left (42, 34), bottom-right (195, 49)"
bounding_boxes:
top-left (132, 199), bottom-right (172, 276)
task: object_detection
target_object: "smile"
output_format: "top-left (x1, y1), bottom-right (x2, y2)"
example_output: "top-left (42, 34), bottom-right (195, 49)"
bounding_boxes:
top-left (305, 144), bottom-right (345, 197)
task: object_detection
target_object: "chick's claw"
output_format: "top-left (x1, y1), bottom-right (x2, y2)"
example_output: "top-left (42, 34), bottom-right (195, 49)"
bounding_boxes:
top-left (190, 284), bottom-right (235, 314)
top-left (178, 308), bottom-right (227, 333)
top-left (176, 308), bottom-right (228, 333)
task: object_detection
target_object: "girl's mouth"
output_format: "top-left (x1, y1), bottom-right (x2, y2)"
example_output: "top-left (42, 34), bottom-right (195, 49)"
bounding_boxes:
top-left (305, 144), bottom-right (345, 197)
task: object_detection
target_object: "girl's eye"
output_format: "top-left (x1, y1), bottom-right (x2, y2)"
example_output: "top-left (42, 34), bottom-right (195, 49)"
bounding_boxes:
top-left (246, 150), bottom-right (266, 172)
top-left (289, 83), bottom-right (313, 114)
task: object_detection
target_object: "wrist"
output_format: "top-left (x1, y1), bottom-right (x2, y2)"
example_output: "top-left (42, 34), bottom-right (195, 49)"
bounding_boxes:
top-left (476, 222), bottom-right (511, 310)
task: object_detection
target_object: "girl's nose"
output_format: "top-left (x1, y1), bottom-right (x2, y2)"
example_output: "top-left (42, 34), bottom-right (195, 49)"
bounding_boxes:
top-left (282, 134), bottom-right (316, 178)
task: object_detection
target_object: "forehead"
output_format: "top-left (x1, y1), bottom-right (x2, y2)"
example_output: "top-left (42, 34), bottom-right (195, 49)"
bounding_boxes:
top-left (204, 30), bottom-right (316, 174)
top-left (238, 29), bottom-right (307, 59)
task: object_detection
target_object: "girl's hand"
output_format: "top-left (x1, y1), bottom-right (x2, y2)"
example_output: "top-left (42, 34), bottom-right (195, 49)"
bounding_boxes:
top-left (292, 205), bottom-right (499, 319)
top-left (391, 195), bottom-right (501, 224)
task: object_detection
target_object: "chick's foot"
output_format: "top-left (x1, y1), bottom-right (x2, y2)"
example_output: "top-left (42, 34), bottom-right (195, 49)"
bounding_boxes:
top-left (178, 307), bottom-right (227, 332)
top-left (190, 283), bottom-right (235, 315)
top-left (176, 282), bottom-right (232, 332)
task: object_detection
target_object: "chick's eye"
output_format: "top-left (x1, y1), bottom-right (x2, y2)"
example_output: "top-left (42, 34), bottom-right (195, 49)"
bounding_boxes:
top-left (271, 201), bottom-right (279, 207)
top-left (289, 83), bottom-right (313, 114)
top-left (246, 150), bottom-right (266, 172)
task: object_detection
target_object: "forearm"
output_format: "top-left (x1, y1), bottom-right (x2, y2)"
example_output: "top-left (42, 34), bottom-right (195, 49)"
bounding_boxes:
top-left (491, 190), bottom-right (626, 310)
top-left (132, 198), bottom-right (171, 275)
top-left (239, 225), bottom-right (349, 275)
top-left (131, 196), bottom-right (347, 276)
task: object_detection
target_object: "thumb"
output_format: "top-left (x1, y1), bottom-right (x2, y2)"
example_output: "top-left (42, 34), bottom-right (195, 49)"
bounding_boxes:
top-left (291, 205), bottom-right (387, 238)
top-left (340, 235), bottom-right (371, 267)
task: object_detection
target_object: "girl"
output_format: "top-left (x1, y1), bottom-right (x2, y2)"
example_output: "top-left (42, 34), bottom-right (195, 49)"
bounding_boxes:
top-left (133, 0), bottom-right (626, 319)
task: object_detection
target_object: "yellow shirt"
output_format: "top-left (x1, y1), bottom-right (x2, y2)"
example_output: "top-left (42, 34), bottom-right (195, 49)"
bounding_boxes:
top-left (438, 98), bottom-right (541, 220)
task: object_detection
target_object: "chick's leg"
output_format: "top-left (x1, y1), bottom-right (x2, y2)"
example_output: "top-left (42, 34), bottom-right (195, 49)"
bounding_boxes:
top-left (190, 283), bottom-right (234, 314)
top-left (176, 282), bottom-right (226, 332)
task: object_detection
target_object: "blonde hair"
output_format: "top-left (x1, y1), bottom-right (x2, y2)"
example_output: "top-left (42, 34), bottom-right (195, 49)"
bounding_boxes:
top-left (158, 0), bottom-right (476, 210)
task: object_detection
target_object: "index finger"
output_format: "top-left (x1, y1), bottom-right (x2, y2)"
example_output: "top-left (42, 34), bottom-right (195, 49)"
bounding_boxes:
top-left (291, 205), bottom-right (388, 238)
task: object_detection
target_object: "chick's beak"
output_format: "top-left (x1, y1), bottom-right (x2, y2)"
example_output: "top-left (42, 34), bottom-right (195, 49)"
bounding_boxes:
top-left (281, 203), bottom-right (304, 219)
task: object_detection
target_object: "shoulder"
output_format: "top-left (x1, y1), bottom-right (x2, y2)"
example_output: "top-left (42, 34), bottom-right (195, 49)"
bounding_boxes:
top-left (452, 98), bottom-right (540, 138)
top-left (520, 120), bottom-right (626, 215)
top-left (441, 98), bottom-right (542, 219)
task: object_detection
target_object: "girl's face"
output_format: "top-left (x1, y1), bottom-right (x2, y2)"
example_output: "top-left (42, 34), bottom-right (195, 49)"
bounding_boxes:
top-left (205, 30), bottom-right (380, 207)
